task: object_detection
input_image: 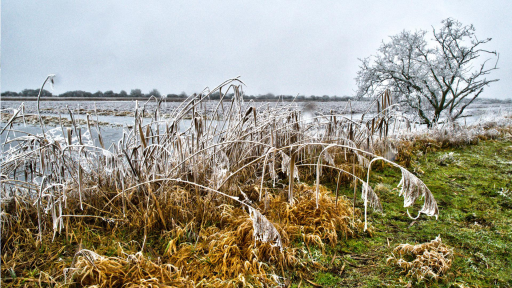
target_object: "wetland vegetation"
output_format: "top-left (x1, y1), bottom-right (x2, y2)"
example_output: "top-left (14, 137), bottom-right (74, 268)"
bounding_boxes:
top-left (1, 76), bottom-right (511, 287)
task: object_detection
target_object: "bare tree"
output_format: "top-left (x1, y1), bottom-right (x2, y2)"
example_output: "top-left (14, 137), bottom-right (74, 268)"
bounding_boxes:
top-left (356, 18), bottom-right (499, 126)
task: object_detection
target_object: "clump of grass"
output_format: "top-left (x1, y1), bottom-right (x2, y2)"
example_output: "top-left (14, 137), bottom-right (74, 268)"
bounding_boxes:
top-left (265, 184), bottom-right (363, 247)
top-left (65, 249), bottom-right (191, 287)
top-left (387, 236), bottom-right (454, 281)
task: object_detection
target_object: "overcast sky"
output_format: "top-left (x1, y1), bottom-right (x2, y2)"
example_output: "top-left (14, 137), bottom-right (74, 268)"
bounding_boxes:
top-left (1, 1), bottom-right (511, 99)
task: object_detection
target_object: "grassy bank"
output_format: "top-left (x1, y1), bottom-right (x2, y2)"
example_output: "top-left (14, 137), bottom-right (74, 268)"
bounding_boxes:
top-left (300, 138), bottom-right (512, 287)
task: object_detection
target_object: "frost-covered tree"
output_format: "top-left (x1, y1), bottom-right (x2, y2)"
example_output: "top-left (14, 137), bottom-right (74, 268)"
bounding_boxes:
top-left (148, 88), bottom-right (161, 97)
top-left (356, 18), bottom-right (499, 126)
top-left (130, 89), bottom-right (143, 97)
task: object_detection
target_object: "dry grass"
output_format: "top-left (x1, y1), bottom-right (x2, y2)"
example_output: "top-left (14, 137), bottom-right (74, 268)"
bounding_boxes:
top-left (387, 236), bottom-right (454, 281)
top-left (1, 76), bottom-right (441, 286)
top-left (58, 184), bottom-right (360, 287)
top-left (65, 250), bottom-right (190, 287)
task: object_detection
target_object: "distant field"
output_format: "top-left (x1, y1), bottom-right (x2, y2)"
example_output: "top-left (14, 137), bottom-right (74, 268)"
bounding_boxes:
top-left (1, 99), bottom-right (374, 115)
top-left (3, 98), bottom-right (511, 114)
top-left (2, 99), bottom-right (511, 124)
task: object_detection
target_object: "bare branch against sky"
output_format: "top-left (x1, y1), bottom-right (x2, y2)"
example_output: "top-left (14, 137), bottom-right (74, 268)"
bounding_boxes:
top-left (1, 0), bottom-right (510, 98)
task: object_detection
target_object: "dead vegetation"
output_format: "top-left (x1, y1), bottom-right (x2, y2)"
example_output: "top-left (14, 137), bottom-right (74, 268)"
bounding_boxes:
top-left (387, 236), bottom-right (454, 281)
top-left (62, 185), bottom-right (361, 287)
top-left (393, 120), bottom-right (512, 167)
top-left (1, 77), bottom-right (441, 286)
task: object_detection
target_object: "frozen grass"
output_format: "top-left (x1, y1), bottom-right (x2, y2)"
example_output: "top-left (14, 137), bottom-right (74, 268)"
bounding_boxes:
top-left (387, 236), bottom-right (453, 281)
top-left (2, 76), bottom-right (509, 286)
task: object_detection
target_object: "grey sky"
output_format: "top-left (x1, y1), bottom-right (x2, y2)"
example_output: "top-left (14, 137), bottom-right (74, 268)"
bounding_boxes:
top-left (1, 0), bottom-right (511, 99)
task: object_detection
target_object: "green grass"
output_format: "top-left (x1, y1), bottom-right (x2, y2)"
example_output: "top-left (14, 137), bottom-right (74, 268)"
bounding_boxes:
top-left (292, 139), bottom-right (512, 287)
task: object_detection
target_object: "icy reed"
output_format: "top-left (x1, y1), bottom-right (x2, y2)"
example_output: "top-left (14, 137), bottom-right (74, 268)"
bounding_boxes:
top-left (0, 76), bottom-right (438, 248)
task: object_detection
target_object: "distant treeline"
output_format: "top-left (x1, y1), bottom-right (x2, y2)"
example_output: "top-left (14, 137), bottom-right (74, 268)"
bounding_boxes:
top-left (2, 89), bottom-right (510, 103)
top-left (1, 89), bottom-right (357, 101)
